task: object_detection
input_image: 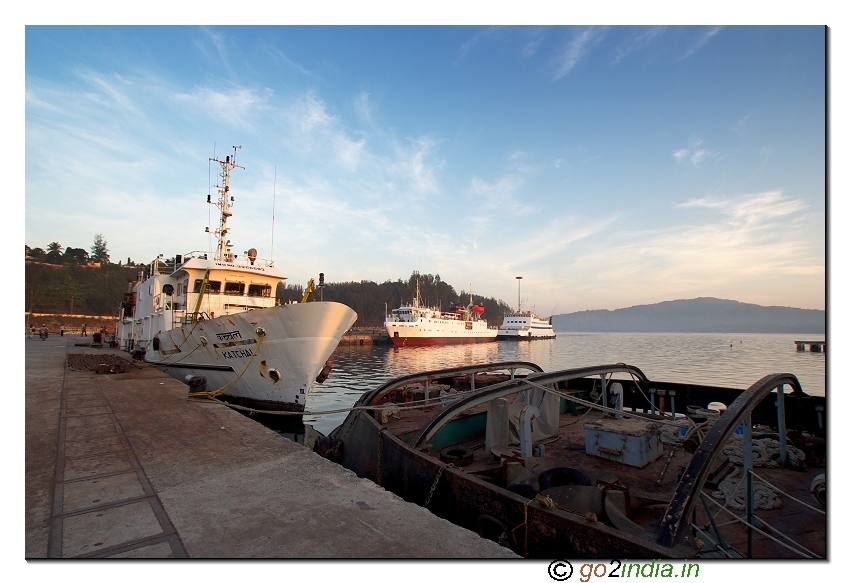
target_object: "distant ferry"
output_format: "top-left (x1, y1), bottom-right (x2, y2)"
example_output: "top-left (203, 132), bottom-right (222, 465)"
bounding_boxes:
top-left (385, 281), bottom-right (498, 346)
top-left (497, 311), bottom-right (556, 340)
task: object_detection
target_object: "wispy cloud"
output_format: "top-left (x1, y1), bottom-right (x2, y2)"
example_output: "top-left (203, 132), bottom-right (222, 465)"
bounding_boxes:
top-left (676, 191), bottom-right (808, 226)
top-left (468, 175), bottom-right (529, 213)
top-left (676, 26), bottom-right (723, 62)
top-left (558, 190), bottom-right (822, 309)
top-left (263, 44), bottom-right (314, 77)
top-left (173, 86), bottom-right (274, 130)
top-left (354, 91), bottom-right (374, 127)
top-left (673, 135), bottom-right (715, 167)
top-left (398, 137), bottom-right (442, 194)
top-left (611, 26), bottom-right (665, 65)
top-left (523, 28), bottom-right (546, 58)
top-left (553, 27), bottom-right (606, 79)
top-left (194, 27), bottom-right (236, 77)
top-left (735, 114), bottom-right (752, 131)
top-left (456, 27), bottom-right (500, 63)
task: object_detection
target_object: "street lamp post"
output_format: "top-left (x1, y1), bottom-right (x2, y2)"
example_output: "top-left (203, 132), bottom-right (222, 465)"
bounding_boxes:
top-left (516, 276), bottom-right (523, 313)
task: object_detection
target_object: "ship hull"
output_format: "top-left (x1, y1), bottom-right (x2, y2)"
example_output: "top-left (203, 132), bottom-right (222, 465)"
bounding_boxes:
top-left (386, 319), bottom-right (498, 347)
top-left (496, 329), bottom-right (556, 340)
top-left (147, 301), bottom-right (357, 410)
top-left (389, 334), bottom-right (497, 347)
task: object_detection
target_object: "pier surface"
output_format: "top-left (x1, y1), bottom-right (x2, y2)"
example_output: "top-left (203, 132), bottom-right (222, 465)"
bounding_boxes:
top-left (25, 335), bottom-right (517, 559)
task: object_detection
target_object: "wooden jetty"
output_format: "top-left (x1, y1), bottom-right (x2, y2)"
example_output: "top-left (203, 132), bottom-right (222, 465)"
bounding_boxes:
top-left (795, 340), bottom-right (825, 353)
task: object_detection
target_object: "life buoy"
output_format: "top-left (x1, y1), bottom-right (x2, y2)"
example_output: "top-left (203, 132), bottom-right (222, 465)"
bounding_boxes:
top-left (439, 446), bottom-right (474, 466)
top-left (538, 466), bottom-right (592, 491)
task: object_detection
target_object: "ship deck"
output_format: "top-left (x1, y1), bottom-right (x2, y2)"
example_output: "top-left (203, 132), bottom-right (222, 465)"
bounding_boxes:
top-left (378, 390), bottom-right (826, 559)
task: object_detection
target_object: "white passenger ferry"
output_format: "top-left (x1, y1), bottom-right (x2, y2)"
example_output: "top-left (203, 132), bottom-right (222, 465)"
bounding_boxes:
top-left (496, 276), bottom-right (556, 339)
top-left (496, 311), bottom-right (556, 339)
top-left (116, 147), bottom-right (357, 411)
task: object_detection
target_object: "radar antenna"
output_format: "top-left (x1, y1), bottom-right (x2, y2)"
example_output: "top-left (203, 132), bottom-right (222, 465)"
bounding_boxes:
top-left (209, 146), bottom-right (244, 262)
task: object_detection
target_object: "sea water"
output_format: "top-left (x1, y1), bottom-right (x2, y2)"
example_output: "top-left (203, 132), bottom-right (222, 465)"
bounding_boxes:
top-left (302, 333), bottom-right (826, 436)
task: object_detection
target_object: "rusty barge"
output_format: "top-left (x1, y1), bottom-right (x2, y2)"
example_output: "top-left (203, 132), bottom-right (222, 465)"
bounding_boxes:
top-left (315, 362), bottom-right (826, 559)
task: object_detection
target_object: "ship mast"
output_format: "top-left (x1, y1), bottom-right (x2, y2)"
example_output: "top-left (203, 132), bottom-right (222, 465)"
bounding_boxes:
top-left (209, 145), bottom-right (244, 262)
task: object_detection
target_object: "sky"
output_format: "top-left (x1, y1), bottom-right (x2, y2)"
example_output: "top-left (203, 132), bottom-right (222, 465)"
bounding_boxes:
top-left (23, 24), bottom-right (826, 315)
top-left (11, 4), bottom-right (844, 581)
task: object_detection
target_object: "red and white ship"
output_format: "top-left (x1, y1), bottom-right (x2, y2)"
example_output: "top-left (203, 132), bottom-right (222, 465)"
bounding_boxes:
top-left (385, 281), bottom-right (498, 347)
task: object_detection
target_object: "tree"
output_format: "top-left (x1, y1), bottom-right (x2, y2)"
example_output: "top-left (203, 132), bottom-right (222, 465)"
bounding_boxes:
top-left (28, 247), bottom-right (46, 260)
top-left (90, 234), bottom-right (110, 264)
top-left (63, 247), bottom-right (89, 265)
top-left (46, 241), bottom-right (64, 264)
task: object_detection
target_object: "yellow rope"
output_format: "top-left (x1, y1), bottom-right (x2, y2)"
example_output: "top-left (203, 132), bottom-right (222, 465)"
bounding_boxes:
top-left (187, 335), bottom-right (265, 399)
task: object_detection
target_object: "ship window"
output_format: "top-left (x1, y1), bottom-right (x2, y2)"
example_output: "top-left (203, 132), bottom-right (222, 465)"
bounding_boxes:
top-left (192, 279), bottom-right (221, 293)
top-left (248, 284), bottom-right (272, 297)
top-left (224, 282), bottom-right (245, 295)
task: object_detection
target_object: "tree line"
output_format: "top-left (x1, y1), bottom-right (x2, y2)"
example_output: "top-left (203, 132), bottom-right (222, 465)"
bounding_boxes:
top-left (25, 234), bottom-right (137, 315)
top-left (26, 234), bottom-right (121, 266)
top-left (26, 239), bottom-right (513, 325)
top-left (304, 271), bottom-right (512, 327)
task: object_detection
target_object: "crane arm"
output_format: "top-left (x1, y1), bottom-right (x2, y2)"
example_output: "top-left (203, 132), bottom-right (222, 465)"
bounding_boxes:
top-left (301, 278), bottom-right (316, 303)
top-left (191, 268), bottom-right (211, 321)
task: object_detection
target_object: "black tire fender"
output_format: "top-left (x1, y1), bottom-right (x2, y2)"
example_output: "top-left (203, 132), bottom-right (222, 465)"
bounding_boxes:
top-left (538, 466), bottom-right (592, 490)
top-left (506, 482), bottom-right (539, 499)
top-left (439, 446), bottom-right (474, 466)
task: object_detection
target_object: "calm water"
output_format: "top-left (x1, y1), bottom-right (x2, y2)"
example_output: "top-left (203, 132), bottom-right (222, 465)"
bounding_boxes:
top-left (303, 333), bottom-right (826, 436)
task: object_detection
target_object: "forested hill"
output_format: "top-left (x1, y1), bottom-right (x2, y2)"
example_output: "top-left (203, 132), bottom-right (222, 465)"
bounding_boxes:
top-left (24, 264), bottom-right (511, 327)
top-left (552, 298), bottom-right (825, 333)
top-left (26, 261), bottom-right (142, 316)
top-left (294, 273), bottom-right (511, 327)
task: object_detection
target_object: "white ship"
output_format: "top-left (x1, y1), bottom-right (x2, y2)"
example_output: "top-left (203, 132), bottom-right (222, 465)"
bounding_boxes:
top-left (496, 276), bottom-right (556, 339)
top-left (496, 312), bottom-right (556, 339)
top-left (385, 280), bottom-right (498, 347)
top-left (116, 147), bottom-right (357, 411)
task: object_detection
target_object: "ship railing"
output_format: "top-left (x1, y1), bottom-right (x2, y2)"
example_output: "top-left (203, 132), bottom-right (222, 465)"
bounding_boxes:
top-left (181, 251), bottom-right (277, 268)
top-left (181, 312), bottom-right (212, 325)
top-left (656, 373), bottom-right (817, 557)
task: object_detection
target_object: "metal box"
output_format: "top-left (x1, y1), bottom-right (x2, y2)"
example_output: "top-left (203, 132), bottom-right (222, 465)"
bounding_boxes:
top-left (584, 417), bottom-right (663, 468)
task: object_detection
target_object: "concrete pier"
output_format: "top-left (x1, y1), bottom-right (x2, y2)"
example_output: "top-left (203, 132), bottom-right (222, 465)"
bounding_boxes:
top-left (25, 335), bottom-right (516, 559)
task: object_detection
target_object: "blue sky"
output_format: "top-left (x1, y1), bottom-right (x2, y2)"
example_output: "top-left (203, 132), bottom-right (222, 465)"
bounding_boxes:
top-left (24, 24), bottom-right (826, 314)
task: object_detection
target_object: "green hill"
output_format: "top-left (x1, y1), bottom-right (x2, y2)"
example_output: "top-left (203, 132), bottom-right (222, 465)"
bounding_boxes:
top-left (26, 261), bottom-right (141, 316)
